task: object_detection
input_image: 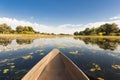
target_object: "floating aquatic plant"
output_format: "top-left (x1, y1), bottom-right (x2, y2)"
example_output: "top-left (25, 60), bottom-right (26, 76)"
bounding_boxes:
top-left (39, 53), bottom-right (44, 55)
top-left (89, 68), bottom-right (96, 72)
top-left (29, 52), bottom-right (34, 54)
top-left (0, 59), bottom-right (8, 63)
top-left (112, 65), bottom-right (120, 69)
top-left (39, 50), bottom-right (44, 53)
top-left (97, 77), bottom-right (104, 80)
top-left (89, 63), bottom-right (101, 72)
top-left (39, 50), bottom-right (44, 55)
top-left (35, 50), bottom-right (44, 54)
top-left (10, 65), bottom-right (15, 69)
top-left (15, 69), bottom-right (26, 74)
top-left (69, 51), bottom-right (78, 54)
top-left (3, 69), bottom-right (9, 74)
top-left (7, 62), bottom-right (15, 66)
top-left (22, 55), bottom-right (32, 60)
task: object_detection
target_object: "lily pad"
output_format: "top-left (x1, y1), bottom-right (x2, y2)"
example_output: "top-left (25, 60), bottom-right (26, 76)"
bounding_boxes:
top-left (3, 69), bottom-right (9, 74)
top-left (89, 68), bottom-right (96, 72)
top-left (112, 65), bottom-right (120, 69)
top-left (69, 51), bottom-right (78, 54)
top-left (22, 55), bottom-right (32, 60)
top-left (89, 63), bottom-right (101, 72)
top-left (0, 59), bottom-right (8, 63)
top-left (10, 65), bottom-right (15, 69)
top-left (39, 50), bottom-right (44, 53)
top-left (29, 52), bottom-right (34, 54)
top-left (97, 77), bottom-right (104, 80)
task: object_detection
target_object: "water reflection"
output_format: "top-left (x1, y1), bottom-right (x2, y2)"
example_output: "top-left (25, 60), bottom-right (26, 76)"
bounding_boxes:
top-left (0, 38), bottom-right (12, 46)
top-left (0, 37), bottom-right (34, 46)
top-left (74, 37), bottom-right (120, 50)
top-left (16, 39), bottom-right (34, 45)
top-left (0, 37), bottom-right (120, 51)
top-left (0, 37), bottom-right (119, 80)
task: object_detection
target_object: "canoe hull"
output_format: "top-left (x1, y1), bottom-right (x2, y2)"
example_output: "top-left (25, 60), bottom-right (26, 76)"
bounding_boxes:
top-left (22, 49), bottom-right (89, 80)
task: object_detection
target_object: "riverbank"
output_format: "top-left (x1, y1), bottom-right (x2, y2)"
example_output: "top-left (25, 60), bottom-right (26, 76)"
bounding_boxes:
top-left (0, 34), bottom-right (55, 39)
top-left (0, 34), bottom-right (120, 39)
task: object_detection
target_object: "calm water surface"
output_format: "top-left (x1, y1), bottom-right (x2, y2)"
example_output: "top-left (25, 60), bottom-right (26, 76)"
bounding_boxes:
top-left (0, 37), bottom-right (120, 80)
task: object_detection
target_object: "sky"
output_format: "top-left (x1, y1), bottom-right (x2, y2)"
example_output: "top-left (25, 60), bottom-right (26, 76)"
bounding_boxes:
top-left (0, 0), bottom-right (120, 34)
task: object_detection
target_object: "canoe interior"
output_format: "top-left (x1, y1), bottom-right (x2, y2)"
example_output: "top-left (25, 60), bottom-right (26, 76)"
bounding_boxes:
top-left (22, 49), bottom-right (89, 80)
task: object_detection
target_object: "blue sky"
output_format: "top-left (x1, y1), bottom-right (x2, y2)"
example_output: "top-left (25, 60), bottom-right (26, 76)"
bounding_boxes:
top-left (0, 0), bottom-right (120, 33)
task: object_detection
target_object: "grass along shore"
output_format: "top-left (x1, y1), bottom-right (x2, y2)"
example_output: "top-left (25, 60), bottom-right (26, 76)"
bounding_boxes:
top-left (0, 34), bottom-right (55, 39)
top-left (0, 34), bottom-right (120, 39)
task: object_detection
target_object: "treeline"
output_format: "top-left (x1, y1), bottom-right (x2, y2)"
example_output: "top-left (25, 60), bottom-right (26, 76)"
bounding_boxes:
top-left (0, 23), bottom-right (36, 34)
top-left (74, 23), bottom-right (120, 36)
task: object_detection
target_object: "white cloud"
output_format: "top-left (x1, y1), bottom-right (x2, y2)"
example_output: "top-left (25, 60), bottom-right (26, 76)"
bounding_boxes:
top-left (0, 17), bottom-right (120, 34)
top-left (109, 15), bottom-right (120, 20)
top-left (84, 20), bottom-right (120, 29)
top-left (0, 17), bottom-right (82, 34)
top-left (58, 24), bottom-right (82, 28)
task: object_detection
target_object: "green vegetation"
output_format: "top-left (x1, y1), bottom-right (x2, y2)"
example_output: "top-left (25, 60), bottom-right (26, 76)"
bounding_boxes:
top-left (89, 63), bottom-right (101, 72)
top-left (69, 51), bottom-right (78, 54)
top-left (16, 26), bottom-right (35, 34)
top-left (112, 65), bottom-right (120, 69)
top-left (0, 23), bottom-right (35, 34)
top-left (10, 65), bottom-right (15, 69)
top-left (97, 77), bottom-right (104, 80)
top-left (3, 69), bottom-right (9, 74)
top-left (22, 55), bottom-right (32, 60)
top-left (74, 23), bottom-right (120, 36)
top-left (0, 24), bottom-right (12, 34)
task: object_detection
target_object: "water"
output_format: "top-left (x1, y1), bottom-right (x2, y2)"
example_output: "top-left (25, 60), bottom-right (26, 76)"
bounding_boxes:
top-left (0, 37), bottom-right (120, 80)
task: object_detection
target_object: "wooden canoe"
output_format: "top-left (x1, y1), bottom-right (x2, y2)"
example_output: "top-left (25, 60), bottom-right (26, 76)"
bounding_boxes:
top-left (22, 49), bottom-right (89, 80)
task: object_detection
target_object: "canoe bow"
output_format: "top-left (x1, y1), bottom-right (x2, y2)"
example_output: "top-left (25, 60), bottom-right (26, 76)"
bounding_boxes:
top-left (22, 49), bottom-right (89, 80)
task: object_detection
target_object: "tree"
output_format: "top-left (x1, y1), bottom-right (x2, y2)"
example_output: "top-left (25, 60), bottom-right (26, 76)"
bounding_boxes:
top-left (74, 31), bottom-right (79, 35)
top-left (89, 28), bottom-right (97, 35)
top-left (10, 30), bottom-right (16, 34)
top-left (23, 26), bottom-right (34, 32)
top-left (111, 23), bottom-right (119, 33)
top-left (98, 23), bottom-right (119, 35)
top-left (84, 28), bottom-right (91, 35)
top-left (16, 26), bottom-right (24, 33)
top-left (74, 23), bottom-right (120, 36)
top-left (23, 26), bottom-right (29, 31)
top-left (0, 23), bottom-right (36, 34)
top-left (79, 31), bottom-right (84, 35)
top-left (0, 25), bottom-right (4, 33)
top-left (28, 26), bottom-right (34, 32)
top-left (0, 23), bottom-right (12, 34)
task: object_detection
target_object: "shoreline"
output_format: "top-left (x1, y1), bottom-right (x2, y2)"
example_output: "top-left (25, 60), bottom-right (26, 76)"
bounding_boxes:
top-left (0, 34), bottom-right (55, 39)
top-left (0, 34), bottom-right (120, 39)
